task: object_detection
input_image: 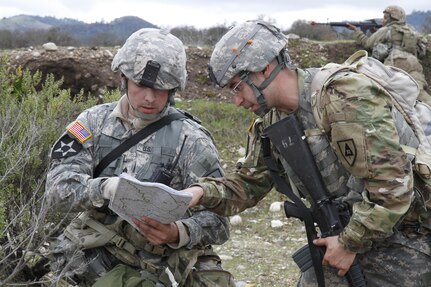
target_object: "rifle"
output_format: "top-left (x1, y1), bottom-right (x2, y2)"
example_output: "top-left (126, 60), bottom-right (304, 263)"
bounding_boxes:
top-left (261, 114), bottom-right (366, 287)
top-left (311, 19), bottom-right (382, 33)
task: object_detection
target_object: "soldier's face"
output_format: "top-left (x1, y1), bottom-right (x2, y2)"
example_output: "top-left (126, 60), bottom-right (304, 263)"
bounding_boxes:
top-left (383, 13), bottom-right (390, 26)
top-left (127, 80), bottom-right (169, 114)
top-left (228, 75), bottom-right (261, 113)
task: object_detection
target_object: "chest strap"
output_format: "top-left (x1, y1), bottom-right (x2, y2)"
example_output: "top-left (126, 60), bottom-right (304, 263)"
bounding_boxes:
top-left (79, 213), bottom-right (172, 257)
top-left (78, 212), bottom-right (136, 254)
top-left (94, 113), bottom-right (186, 177)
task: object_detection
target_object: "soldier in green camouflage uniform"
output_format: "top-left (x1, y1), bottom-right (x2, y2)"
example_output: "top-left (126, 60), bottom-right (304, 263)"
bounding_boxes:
top-left (183, 20), bottom-right (431, 286)
top-left (45, 28), bottom-right (235, 287)
top-left (347, 5), bottom-right (431, 107)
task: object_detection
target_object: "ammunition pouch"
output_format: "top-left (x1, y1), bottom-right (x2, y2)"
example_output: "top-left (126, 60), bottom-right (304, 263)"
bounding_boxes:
top-left (372, 43), bottom-right (389, 61)
top-left (159, 247), bottom-right (236, 287)
top-left (64, 212), bottom-right (136, 253)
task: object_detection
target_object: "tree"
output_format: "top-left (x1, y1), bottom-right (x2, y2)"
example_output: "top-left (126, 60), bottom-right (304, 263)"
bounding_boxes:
top-left (287, 20), bottom-right (352, 41)
top-left (422, 15), bottom-right (431, 34)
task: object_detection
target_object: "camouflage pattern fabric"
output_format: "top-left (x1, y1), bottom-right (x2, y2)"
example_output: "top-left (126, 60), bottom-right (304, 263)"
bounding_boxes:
top-left (208, 20), bottom-right (288, 88)
top-left (45, 95), bottom-right (231, 286)
top-left (111, 28), bottom-right (187, 91)
top-left (352, 21), bottom-right (431, 106)
top-left (298, 231), bottom-right (431, 287)
top-left (196, 67), bottom-right (431, 285)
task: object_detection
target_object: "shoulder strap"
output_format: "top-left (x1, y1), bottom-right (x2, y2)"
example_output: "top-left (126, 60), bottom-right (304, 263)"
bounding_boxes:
top-left (94, 113), bottom-right (186, 178)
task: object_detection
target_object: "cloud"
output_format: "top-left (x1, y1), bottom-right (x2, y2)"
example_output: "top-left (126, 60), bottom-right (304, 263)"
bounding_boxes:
top-left (0, 0), bottom-right (428, 29)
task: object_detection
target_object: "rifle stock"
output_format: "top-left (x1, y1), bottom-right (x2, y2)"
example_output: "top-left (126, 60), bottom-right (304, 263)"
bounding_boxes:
top-left (263, 114), bottom-right (366, 287)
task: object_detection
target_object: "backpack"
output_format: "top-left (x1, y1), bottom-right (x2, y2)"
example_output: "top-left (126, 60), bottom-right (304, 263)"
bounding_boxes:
top-left (310, 50), bottom-right (431, 185)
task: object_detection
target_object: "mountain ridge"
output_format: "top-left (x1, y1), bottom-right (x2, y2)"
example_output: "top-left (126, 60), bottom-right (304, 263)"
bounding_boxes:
top-left (0, 15), bottom-right (158, 44)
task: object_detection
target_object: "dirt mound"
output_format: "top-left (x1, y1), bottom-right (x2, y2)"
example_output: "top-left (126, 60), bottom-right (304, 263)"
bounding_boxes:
top-left (1, 45), bottom-right (227, 101)
top-left (2, 40), bottom-right (430, 102)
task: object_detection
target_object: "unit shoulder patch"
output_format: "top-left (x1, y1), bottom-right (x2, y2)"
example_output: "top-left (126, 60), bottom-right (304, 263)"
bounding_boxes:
top-left (336, 139), bottom-right (357, 166)
top-left (51, 134), bottom-right (83, 159)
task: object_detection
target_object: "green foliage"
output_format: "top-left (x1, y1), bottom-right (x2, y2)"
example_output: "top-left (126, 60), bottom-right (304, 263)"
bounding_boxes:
top-left (170, 25), bottom-right (229, 47)
top-left (0, 55), bottom-right (97, 232)
top-left (176, 99), bottom-right (255, 167)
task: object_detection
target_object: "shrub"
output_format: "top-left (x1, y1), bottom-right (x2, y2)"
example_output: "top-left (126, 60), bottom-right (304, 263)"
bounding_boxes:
top-left (0, 55), bottom-right (98, 284)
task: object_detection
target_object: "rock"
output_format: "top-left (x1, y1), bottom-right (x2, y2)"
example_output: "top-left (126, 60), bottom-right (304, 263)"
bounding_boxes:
top-left (219, 254), bottom-right (233, 261)
top-left (271, 220), bottom-right (284, 228)
top-left (42, 42), bottom-right (58, 51)
top-left (269, 201), bottom-right (283, 212)
top-left (237, 147), bottom-right (246, 157)
top-left (230, 215), bottom-right (243, 225)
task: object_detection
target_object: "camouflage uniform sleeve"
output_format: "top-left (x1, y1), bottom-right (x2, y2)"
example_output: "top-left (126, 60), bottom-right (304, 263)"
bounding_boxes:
top-left (45, 107), bottom-right (107, 212)
top-left (353, 26), bottom-right (389, 50)
top-left (175, 131), bottom-right (230, 247)
top-left (193, 118), bottom-right (274, 216)
top-left (321, 73), bottom-right (414, 253)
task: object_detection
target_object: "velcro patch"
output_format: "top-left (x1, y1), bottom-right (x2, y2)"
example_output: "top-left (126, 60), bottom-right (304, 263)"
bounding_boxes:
top-left (51, 134), bottom-right (83, 159)
top-left (67, 120), bottom-right (92, 143)
top-left (337, 139), bottom-right (357, 166)
top-left (331, 122), bottom-right (368, 177)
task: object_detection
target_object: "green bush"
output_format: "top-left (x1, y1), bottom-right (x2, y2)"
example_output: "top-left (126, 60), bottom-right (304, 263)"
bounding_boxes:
top-left (176, 99), bottom-right (255, 169)
top-left (0, 62), bottom-right (252, 282)
top-left (0, 55), bottom-right (98, 283)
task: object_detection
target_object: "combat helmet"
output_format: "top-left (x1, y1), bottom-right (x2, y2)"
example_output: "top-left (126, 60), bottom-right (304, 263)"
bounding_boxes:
top-left (383, 5), bottom-right (406, 23)
top-left (208, 20), bottom-right (294, 116)
top-left (112, 28), bottom-right (187, 91)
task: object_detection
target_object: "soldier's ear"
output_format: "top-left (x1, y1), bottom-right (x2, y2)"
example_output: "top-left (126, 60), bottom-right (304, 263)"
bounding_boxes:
top-left (121, 74), bottom-right (127, 91)
top-left (262, 64), bottom-right (271, 78)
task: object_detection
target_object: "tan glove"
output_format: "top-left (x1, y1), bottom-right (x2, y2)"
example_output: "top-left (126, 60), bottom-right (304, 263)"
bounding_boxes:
top-left (100, 177), bottom-right (120, 200)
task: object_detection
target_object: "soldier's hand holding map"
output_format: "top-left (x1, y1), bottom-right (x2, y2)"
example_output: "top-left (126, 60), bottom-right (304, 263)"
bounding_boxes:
top-left (107, 173), bottom-right (192, 231)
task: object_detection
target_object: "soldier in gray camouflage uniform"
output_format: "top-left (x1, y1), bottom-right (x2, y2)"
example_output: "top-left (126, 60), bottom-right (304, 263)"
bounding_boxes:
top-left (183, 20), bottom-right (431, 286)
top-left (347, 5), bottom-right (431, 107)
top-left (45, 28), bottom-right (235, 287)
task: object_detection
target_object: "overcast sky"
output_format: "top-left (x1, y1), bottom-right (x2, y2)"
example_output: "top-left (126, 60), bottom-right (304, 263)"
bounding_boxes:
top-left (0, 0), bottom-right (428, 30)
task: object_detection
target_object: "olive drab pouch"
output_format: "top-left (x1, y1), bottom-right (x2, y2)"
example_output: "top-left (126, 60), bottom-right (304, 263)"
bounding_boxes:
top-left (372, 43), bottom-right (389, 61)
top-left (158, 247), bottom-right (235, 287)
top-left (397, 25), bottom-right (420, 56)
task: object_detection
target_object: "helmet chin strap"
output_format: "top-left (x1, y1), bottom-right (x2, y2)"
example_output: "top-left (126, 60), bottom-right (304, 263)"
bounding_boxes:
top-left (242, 48), bottom-right (295, 117)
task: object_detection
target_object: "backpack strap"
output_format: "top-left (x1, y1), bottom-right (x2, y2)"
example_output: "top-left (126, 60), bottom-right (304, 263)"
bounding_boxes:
top-left (94, 113), bottom-right (186, 178)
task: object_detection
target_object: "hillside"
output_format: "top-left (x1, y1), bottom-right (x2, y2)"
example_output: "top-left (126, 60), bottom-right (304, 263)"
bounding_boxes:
top-left (0, 15), bottom-right (158, 44)
top-left (1, 39), bottom-right (430, 104)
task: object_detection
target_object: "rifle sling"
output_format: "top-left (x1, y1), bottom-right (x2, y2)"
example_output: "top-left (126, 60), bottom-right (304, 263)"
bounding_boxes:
top-left (261, 136), bottom-right (326, 287)
top-left (94, 113), bottom-right (186, 178)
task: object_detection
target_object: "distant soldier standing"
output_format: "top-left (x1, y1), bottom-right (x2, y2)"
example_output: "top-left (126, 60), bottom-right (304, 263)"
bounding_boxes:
top-left (348, 5), bottom-right (431, 106)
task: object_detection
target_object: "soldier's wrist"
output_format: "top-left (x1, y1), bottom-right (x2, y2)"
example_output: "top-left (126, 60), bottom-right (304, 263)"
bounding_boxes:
top-left (339, 221), bottom-right (372, 254)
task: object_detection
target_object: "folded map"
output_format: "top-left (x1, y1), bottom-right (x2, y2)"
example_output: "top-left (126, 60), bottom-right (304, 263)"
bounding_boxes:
top-left (108, 173), bottom-right (192, 229)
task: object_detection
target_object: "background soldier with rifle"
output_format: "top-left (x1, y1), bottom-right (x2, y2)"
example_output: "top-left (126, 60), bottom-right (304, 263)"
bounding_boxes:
top-left (347, 5), bottom-right (431, 106)
top-left (311, 19), bottom-right (382, 34)
top-left (182, 20), bottom-right (431, 286)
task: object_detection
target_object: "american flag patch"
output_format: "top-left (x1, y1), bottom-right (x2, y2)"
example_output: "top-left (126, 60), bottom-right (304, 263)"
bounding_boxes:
top-left (67, 120), bottom-right (92, 143)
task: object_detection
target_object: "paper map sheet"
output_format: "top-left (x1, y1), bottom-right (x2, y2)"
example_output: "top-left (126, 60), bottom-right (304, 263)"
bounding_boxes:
top-left (108, 173), bottom-right (192, 228)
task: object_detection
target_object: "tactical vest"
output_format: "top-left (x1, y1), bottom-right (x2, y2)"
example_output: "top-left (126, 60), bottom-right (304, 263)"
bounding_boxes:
top-left (96, 106), bottom-right (186, 182)
top-left (279, 68), bottom-right (422, 208)
top-left (284, 69), bottom-right (358, 202)
top-left (389, 24), bottom-right (419, 56)
top-left (65, 105), bottom-right (197, 272)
